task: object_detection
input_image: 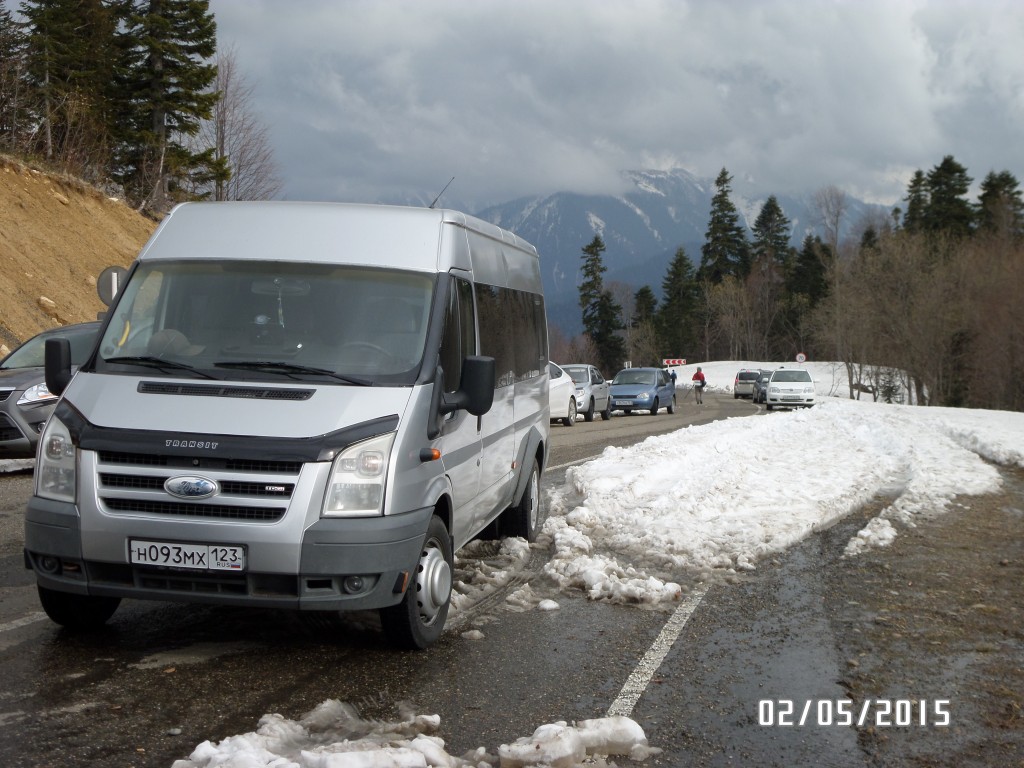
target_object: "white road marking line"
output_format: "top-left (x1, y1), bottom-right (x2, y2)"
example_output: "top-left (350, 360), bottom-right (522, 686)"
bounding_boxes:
top-left (0, 612), bottom-right (48, 634)
top-left (546, 457), bottom-right (593, 472)
top-left (607, 584), bottom-right (710, 718)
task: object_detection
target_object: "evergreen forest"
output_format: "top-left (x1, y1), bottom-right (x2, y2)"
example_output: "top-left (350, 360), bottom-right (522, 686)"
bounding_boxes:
top-left (567, 162), bottom-right (1024, 412)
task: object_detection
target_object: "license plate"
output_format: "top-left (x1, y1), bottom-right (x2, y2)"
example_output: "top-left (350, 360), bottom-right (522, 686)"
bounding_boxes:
top-left (614, 399), bottom-right (632, 406)
top-left (129, 540), bottom-right (245, 571)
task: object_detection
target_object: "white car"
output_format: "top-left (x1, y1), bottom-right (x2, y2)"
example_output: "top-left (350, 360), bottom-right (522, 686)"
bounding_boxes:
top-left (765, 368), bottom-right (816, 410)
top-left (548, 362), bottom-right (577, 426)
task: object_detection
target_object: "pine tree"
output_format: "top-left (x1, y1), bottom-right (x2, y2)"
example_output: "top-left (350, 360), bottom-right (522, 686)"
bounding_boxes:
top-left (657, 246), bottom-right (699, 362)
top-left (976, 170), bottom-right (1024, 238)
top-left (19, 0), bottom-right (117, 171)
top-left (923, 155), bottom-right (973, 237)
top-left (578, 235), bottom-right (607, 327)
top-left (633, 286), bottom-right (657, 325)
top-left (699, 168), bottom-right (750, 283)
top-left (902, 170), bottom-right (928, 233)
top-left (751, 194), bottom-right (793, 270)
top-left (111, 0), bottom-right (219, 210)
top-left (787, 234), bottom-right (829, 308)
top-left (577, 235), bottom-right (625, 373)
top-left (592, 292), bottom-right (626, 374)
top-left (0, 7), bottom-right (27, 151)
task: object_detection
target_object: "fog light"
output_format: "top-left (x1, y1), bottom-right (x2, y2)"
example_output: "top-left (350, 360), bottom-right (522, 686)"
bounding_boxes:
top-left (39, 555), bottom-right (61, 575)
top-left (342, 575), bottom-right (365, 594)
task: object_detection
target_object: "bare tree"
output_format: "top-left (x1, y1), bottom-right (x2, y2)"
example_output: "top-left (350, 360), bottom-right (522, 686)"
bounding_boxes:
top-left (565, 334), bottom-right (599, 368)
top-left (811, 184), bottom-right (859, 397)
top-left (607, 279), bottom-right (635, 361)
top-left (188, 45), bottom-right (281, 201)
top-left (708, 277), bottom-right (752, 360)
top-left (629, 319), bottom-right (661, 367)
top-left (813, 185), bottom-right (848, 254)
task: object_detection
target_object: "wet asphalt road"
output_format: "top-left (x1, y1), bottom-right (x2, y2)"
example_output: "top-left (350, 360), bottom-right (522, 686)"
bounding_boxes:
top-left (1, 392), bottom-right (1018, 766)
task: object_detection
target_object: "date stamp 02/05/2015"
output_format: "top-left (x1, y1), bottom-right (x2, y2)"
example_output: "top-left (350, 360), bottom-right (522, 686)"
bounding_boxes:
top-left (758, 699), bottom-right (951, 728)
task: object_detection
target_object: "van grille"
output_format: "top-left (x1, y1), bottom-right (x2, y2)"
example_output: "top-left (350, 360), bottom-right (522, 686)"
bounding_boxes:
top-left (95, 449), bottom-right (300, 523)
top-left (103, 498), bottom-right (285, 521)
top-left (97, 450), bottom-right (302, 474)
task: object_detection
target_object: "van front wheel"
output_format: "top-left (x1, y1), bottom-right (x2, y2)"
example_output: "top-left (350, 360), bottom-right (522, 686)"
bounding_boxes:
top-left (38, 586), bottom-right (120, 630)
top-left (380, 515), bottom-right (453, 650)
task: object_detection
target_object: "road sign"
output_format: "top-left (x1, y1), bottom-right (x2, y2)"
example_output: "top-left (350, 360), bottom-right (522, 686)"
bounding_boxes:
top-left (662, 358), bottom-right (686, 366)
top-left (796, 352), bottom-right (807, 363)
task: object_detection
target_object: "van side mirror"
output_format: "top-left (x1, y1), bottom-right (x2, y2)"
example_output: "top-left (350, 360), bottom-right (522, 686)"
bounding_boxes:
top-left (45, 338), bottom-right (73, 397)
top-left (427, 356), bottom-right (496, 440)
top-left (441, 356), bottom-right (495, 417)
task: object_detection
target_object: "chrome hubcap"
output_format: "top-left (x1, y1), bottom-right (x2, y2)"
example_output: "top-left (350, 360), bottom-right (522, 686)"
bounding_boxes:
top-left (415, 539), bottom-right (451, 625)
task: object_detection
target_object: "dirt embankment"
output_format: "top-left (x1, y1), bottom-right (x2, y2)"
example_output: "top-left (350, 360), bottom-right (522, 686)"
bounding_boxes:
top-left (0, 155), bottom-right (156, 354)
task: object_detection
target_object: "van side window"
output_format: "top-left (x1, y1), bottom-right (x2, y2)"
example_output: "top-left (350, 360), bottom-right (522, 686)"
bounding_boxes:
top-left (439, 277), bottom-right (476, 394)
top-left (474, 283), bottom-right (547, 388)
top-left (475, 283), bottom-right (514, 388)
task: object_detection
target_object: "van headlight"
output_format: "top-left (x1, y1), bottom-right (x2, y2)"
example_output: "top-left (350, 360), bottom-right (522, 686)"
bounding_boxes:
top-left (36, 416), bottom-right (77, 503)
top-left (322, 432), bottom-right (396, 517)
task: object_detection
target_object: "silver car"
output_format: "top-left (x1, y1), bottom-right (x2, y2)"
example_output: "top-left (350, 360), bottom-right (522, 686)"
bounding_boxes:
top-left (561, 364), bottom-right (612, 421)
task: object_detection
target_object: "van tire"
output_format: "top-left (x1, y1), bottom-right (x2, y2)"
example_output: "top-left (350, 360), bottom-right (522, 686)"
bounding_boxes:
top-left (380, 515), bottom-right (453, 650)
top-left (38, 586), bottom-right (120, 630)
top-left (503, 459), bottom-right (541, 542)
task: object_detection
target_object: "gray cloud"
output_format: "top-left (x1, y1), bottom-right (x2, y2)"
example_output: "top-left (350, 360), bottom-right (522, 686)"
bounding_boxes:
top-left (93, 1), bottom-right (1024, 208)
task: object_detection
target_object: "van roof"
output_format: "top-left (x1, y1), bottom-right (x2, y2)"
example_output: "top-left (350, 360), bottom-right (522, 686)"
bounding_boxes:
top-left (137, 201), bottom-right (537, 270)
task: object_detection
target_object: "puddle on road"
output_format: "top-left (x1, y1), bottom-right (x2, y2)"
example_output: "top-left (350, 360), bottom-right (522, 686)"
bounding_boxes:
top-left (129, 641), bottom-right (258, 670)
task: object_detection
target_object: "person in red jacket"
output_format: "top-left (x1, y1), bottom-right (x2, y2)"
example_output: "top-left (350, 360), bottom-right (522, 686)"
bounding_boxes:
top-left (691, 367), bottom-right (706, 404)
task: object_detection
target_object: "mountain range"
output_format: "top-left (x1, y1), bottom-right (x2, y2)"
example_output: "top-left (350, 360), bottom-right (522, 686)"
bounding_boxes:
top-left (471, 168), bottom-right (892, 335)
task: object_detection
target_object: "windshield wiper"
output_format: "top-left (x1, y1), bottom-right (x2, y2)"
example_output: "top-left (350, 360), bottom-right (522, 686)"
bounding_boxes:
top-left (104, 356), bottom-right (218, 379)
top-left (213, 361), bottom-right (372, 385)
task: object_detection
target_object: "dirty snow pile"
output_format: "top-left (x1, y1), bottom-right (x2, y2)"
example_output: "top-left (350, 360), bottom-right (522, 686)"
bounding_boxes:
top-left (542, 388), bottom-right (1023, 605)
top-left (171, 699), bottom-right (656, 768)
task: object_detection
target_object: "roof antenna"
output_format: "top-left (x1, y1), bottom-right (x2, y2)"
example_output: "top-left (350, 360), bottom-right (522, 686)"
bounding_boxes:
top-left (429, 177), bottom-right (455, 209)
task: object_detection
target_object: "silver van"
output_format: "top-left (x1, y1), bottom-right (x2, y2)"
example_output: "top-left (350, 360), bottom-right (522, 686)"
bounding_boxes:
top-left (26, 202), bottom-right (550, 649)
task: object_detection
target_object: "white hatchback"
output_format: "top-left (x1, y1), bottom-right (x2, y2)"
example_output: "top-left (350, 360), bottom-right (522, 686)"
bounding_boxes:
top-left (765, 368), bottom-right (816, 410)
top-left (548, 362), bottom-right (577, 426)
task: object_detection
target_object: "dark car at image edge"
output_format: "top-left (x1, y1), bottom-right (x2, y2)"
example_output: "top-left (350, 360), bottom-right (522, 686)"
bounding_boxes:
top-left (0, 322), bottom-right (101, 459)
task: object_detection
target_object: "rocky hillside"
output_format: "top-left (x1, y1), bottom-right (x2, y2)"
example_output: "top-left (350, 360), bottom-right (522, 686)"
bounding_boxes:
top-left (0, 155), bottom-right (156, 356)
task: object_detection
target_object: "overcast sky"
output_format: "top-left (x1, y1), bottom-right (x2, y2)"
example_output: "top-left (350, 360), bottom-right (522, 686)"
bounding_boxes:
top-left (205, 0), bottom-right (1024, 212)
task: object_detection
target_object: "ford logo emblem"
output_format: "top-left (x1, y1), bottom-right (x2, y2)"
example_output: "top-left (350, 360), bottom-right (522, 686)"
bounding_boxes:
top-left (164, 475), bottom-right (219, 500)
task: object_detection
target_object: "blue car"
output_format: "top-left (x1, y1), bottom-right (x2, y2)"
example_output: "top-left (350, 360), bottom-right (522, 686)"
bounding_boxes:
top-left (609, 367), bottom-right (677, 415)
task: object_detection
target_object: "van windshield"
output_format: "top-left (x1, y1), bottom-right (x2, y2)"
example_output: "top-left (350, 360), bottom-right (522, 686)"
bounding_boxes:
top-left (94, 260), bottom-right (434, 384)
